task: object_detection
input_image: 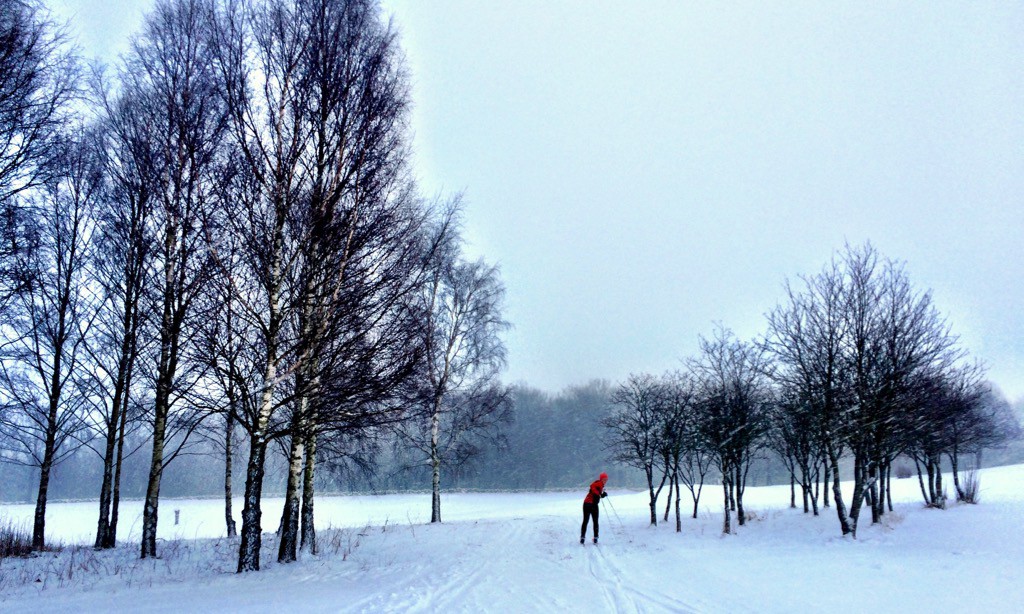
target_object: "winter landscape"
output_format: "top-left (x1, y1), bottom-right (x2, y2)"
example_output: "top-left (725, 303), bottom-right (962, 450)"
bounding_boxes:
top-left (1, 464), bottom-right (1023, 612)
top-left (2, 0), bottom-right (1023, 612)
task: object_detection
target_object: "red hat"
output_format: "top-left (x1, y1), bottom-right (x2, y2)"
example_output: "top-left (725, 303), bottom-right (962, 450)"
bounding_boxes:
top-left (599, 472), bottom-right (608, 481)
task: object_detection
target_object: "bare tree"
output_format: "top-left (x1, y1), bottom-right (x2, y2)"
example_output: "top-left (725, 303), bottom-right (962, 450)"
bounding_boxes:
top-left (195, 231), bottom-right (250, 538)
top-left (397, 206), bottom-right (511, 523)
top-left (690, 326), bottom-right (772, 534)
top-left (767, 243), bottom-right (975, 536)
top-left (943, 381), bottom-right (1018, 500)
top-left (120, 0), bottom-right (227, 559)
top-left (906, 371), bottom-right (1018, 505)
top-left (83, 73), bottom-right (159, 549)
top-left (290, 186), bottom-right (437, 554)
top-left (766, 390), bottom-right (821, 514)
top-left (605, 373), bottom-right (669, 526)
top-left (765, 254), bottom-right (855, 534)
top-left (275, 0), bottom-right (420, 561)
top-left (0, 128), bottom-right (99, 550)
top-left (659, 371), bottom-right (705, 530)
top-left (841, 245), bottom-right (959, 530)
top-left (211, 0), bottom-right (329, 572)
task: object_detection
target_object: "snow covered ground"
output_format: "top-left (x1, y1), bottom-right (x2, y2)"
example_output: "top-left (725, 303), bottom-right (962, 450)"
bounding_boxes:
top-left (2, 464), bottom-right (1022, 612)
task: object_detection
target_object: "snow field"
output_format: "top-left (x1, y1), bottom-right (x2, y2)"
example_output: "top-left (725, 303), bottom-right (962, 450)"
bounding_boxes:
top-left (1, 464), bottom-right (1022, 612)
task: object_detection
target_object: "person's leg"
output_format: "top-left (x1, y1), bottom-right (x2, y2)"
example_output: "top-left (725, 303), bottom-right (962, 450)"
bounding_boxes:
top-left (581, 503), bottom-right (591, 539)
top-left (593, 506), bottom-right (600, 541)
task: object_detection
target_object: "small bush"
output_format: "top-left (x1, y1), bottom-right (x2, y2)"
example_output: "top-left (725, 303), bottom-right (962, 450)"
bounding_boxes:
top-left (959, 469), bottom-right (981, 504)
top-left (0, 517), bottom-right (33, 559)
top-left (894, 464), bottom-right (913, 480)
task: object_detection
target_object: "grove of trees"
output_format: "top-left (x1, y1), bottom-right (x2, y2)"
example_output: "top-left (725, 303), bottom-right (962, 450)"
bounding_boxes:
top-left (606, 244), bottom-right (1020, 537)
top-left (0, 0), bottom-right (511, 572)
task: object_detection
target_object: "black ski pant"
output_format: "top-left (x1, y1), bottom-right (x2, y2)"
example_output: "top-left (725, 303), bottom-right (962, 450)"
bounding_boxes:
top-left (581, 502), bottom-right (599, 539)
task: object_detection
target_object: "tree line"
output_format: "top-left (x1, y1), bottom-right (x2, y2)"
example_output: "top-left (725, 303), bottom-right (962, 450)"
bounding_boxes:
top-left (0, 379), bottom-right (642, 501)
top-left (0, 0), bottom-right (510, 572)
top-left (606, 244), bottom-right (1020, 537)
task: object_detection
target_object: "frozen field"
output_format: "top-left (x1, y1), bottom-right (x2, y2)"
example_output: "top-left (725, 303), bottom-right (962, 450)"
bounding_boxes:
top-left (1, 464), bottom-right (1022, 612)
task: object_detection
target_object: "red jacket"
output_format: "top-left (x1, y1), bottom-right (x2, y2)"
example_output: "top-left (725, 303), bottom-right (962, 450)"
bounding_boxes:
top-left (584, 479), bottom-right (605, 504)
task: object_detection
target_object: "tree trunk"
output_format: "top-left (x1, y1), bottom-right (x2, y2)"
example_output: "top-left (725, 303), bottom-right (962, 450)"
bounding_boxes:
top-left (33, 329), bottom-right (69, 552)
top-left (277, 410), bottom-right (305, 563)
top-left (107, 393), bottom-right (129, 548)
top-left (431, 397), bottom-right (442, 523)
top-left (300, 428), bottom-right (317, 554)
top-left (869, 461), bottom-right (881, 524)
top-left (141, 389), bottom-right (169, 558)
top-left (32, 425), bottom-right (57, 551)
top-left (142, 219), bottom-right (182, 560)
top-left (849, 458), bottom-right (879, 536)
top-left (826, 443), bottom-right (852, 536)
top-left (238, 434), bottom-right (268, 572)
top-left (95, 410), bottom-right (118, 549)
top-left (96, 285), bottom-right (138, 549)
top-left (885, 463), bottom-right (893, 512)
top-left (790, 474), bottom-right (796, 509)
top-left (237, 335), bottom-right (280, 571)
top-left (950, 449), bottom-right (963, 501)
top-left (721, 469), bottom-right (731, 535)
top-left (821, 459), bottom-right (830, 507)
top-left (645, 467), bottom-right (657, 526)
top-left (810, 478), bottom-right (819, 517)
top-left (674, 467), bottom-right (682, 533)
top-left (875, 460), bottom-right (886, 519)
top-left (663, 472), bottom-right (673, 522)
top-left (237, 222), bottom-right (285, 572)
top-left (225, 411), bottom-right (237, 538)
top-left (734, 464), bottom-right (745, 526)
top-left (725, 475), bottom-right (735, 512)
top-left (813, 463), bottom-right (820, 507)
top-left (914, 456), bottom-right (930, 505)
top-left (848, 457), bottom-right (867, 537)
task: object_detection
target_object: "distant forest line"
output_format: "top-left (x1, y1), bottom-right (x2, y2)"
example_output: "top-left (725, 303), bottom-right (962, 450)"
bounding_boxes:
top-left (3, 381), bottom-right (1021, 503)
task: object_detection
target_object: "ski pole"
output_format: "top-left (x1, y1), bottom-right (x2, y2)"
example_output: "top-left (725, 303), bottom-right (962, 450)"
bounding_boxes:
top-left (603, 495), bottom-right (624, 529)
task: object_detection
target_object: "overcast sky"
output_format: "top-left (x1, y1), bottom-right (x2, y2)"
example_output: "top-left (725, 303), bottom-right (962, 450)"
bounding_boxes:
top-left (48, 0), bottom-right (1024, 401)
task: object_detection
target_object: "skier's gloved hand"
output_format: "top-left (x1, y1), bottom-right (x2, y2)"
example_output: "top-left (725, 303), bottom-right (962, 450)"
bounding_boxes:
top-left (601, 492), bottom-right (608, 498)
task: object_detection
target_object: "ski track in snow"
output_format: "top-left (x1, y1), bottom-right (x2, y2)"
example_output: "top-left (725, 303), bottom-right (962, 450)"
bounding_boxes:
top-left (589, 542), bottom-right (699, 614)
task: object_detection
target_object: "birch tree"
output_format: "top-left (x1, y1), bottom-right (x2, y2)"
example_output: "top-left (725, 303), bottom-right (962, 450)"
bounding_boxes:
top-left (86, 75), bottom-right (157, 549)
top-left (211, 0), bottom-right (321, 571)
top-left (0, 128), bottom-right (99, 550)
top-left (276, 0), bottom-right (417, 561)
top-left (399, 207), bottom-right (511, 523)
top-left (125, 0), bottom-right (227, 559)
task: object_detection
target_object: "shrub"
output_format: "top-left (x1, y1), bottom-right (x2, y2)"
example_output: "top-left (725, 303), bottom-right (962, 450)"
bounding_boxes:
top-left (0, 517), bottom-right (33, 559)
top-left (894, 464), bottom-right (913, 480)
top-left (959, 469), bottom-right (981, 504)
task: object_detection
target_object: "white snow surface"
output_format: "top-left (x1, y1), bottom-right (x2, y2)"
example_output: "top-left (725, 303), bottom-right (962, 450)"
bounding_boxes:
top-left (2, 465), bottom-right (1023, 612)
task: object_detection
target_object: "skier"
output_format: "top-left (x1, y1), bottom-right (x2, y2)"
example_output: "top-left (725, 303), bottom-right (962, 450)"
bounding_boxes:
top-left (580, 472), bottom-right (608, 544)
